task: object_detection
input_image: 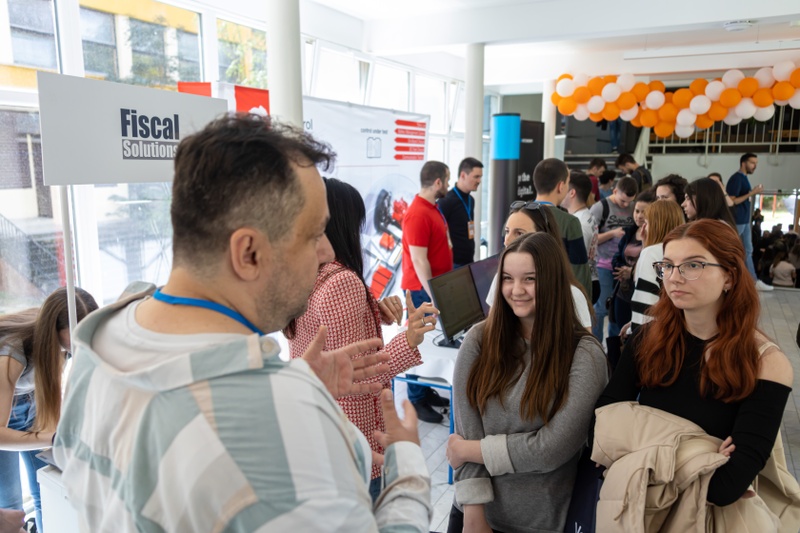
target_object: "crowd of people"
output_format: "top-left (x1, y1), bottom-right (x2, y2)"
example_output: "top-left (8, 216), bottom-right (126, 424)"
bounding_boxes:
top-left (0, 114), bottom-right (797, 533)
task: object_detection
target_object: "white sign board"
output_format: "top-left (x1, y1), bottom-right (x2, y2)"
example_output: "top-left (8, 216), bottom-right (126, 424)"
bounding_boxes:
top-left (303, 97), bottom-right (429, 299)
top-left (38, 72), bottom-right (227, 185)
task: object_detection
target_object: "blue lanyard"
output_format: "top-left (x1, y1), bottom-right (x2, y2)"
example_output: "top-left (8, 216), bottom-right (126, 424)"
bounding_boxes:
top-left (453, 188), bottom-right (472, 220)
top-left (536, 200), bottom-right (554, 206)
top-left (152, 288), bottom-right (264, 335)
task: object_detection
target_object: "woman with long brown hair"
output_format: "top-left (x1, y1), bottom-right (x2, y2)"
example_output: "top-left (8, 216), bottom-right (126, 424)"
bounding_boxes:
top-left (629, 200), bottom-right (686, 331)
top-left (0, 287), bottom-right (97, 532)
top-left (446, 232), bottom-right (607, 532)
top-left (596, 219), bottom-right (793, 508)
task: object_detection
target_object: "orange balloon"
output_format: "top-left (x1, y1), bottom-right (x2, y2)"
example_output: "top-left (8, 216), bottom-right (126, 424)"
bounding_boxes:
top-left (695, 114), bottom-right (714, 130)
top-left (603, 75), bottom-right (618, 85)
top-left (773, 81), bottom-right (794, 101)
top-left (738, 77), bottom-right (759, 98)
top-left (617, 92), bottom-right (637, 110)
top-left (791, 68), bottom-right (800, 89)
top-left (632, 82), bottom-right (650, 102)
top-left (654, 122), bottom-right (675, 138)
top-left (589, 112), bottom-right (604, 122)
top-left (557, 73), bottom-right (573, 82)
top-left (708, 101), bottom-right (728, 121)
top-left (631, 114), bottom-right (643, 128)
top-left (719, 88), bottom-right (742, 108)
top-left (673, 88), bottom-right (693, 109)
top-left (752, 88), bottom-right (774, 108)
top-left (640, 109), bottom-right (659, 128)
top-left (664, 91), bottom-right (674, 103)
top-left (588, 77), bottom-right (605, 96)
top-left (551, 92), bottom-right (562, 106)
top-left (658, 102), bottom-right (678, 122)
top-left (602, 102), bottom-right (621, 121)
top-left (558, 97), bottom-right (578, 115)
top-left (573, 86), bottom-right (591, 104)
top-left (649, 80), bottom-right (666, 93)
top-left (690, 78), bottom-right (709, 96)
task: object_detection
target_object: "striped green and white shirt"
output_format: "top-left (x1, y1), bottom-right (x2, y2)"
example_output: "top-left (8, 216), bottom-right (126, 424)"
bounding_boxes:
top-left (54, 291), bottom-right (432, 532)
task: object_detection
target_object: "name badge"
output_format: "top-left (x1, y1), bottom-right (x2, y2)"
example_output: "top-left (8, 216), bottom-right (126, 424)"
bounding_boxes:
top-left (468, 220), bottom-right (475, 239)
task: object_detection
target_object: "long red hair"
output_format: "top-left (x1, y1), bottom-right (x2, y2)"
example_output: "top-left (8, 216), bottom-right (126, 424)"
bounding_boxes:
top-left (637, 219), bottom-right (761, 402)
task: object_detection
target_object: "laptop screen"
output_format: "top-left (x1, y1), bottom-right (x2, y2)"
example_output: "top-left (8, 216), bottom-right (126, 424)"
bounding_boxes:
top-left (428, 265), bottom-right (485, 343)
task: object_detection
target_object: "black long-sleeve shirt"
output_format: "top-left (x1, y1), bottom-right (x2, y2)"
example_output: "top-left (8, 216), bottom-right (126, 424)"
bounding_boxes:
top-left (596, 331), bottom-right (791, 506)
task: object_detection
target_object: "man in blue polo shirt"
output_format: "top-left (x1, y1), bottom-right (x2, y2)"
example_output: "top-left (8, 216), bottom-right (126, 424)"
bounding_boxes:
top-left (726, 152), bottom-right (773, 291)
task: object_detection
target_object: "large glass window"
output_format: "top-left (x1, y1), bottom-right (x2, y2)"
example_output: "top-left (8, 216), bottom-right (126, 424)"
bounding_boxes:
top-left (8, 0), bottom-right (57, 70)
top-left (177, 30), bottom-right (200, 81)
top-left (217, 19), bottom-right (267, 88)
top-left (314, 47), bottom-right (362, 103)
top-left (414, 74), bottom-right (447, 134)
top-left (0, 108), bottom-right (63, 312)
top-left (369, 63), bottom-right (409, 111)
top-left (80, 8), bottom-right (117, 78)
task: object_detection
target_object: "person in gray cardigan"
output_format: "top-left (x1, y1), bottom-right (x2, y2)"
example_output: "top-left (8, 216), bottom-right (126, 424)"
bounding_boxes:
top-left (445, 232), bottom-right (608, 533)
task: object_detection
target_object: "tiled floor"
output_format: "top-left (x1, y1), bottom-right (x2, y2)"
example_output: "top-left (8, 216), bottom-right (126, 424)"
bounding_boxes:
top-left (408, 287), bottom-right (800, 533)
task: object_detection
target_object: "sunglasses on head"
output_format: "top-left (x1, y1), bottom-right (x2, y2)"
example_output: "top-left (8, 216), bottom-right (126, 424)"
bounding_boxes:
top-left (509, 201), bottom-right (550, 232)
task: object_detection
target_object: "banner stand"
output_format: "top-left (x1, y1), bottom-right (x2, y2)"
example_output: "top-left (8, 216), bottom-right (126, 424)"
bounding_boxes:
top-left (59, 185), bottom-right (77, 351)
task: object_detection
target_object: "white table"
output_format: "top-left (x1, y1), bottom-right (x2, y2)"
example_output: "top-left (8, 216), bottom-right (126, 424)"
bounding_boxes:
top-left (38, 466), bottom-right (80, 533)
top-left (387, 324), bottom-right (460, 483)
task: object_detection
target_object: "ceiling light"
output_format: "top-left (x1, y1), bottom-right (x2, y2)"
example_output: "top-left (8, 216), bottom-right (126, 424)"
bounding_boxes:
top-left (724, 20), bottom-right (754, 32)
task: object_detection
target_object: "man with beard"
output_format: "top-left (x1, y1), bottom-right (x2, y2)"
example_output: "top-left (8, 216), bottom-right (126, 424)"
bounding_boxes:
top-left (401, 160), bottom-right (452, 423)
top-left (53, 115), bottom-right (432, 532)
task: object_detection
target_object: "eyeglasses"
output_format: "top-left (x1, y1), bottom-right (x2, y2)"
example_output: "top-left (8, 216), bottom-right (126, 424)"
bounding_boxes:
top-left (652, 261), bottom-right (725, 281)
top-left (509, 201), bottom-right (550, 233)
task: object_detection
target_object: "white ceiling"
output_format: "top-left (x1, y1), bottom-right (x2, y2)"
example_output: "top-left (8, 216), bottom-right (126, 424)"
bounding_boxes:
top-left (244, 0), bottom-right (800, 94)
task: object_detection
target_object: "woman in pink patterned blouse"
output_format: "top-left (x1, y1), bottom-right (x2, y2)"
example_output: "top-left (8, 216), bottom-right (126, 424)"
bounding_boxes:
top-left (285, 178), bottom-right (438, 500)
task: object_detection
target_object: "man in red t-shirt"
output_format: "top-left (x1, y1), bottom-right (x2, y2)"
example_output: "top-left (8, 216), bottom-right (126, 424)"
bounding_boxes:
top-left (401, 160), bottom-right (452, 422)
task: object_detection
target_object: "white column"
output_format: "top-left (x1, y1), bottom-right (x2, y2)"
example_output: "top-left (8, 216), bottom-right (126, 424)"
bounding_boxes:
top-left (542, 79), bottom-right (556, 159)
top-left (266, 0), bottom-right (303, 126)
top-left (115, 16), bottom-right (133, 80)
top-left (0, 0), bottom-right (13, 64)
top-left (200, 12), bottom-right (219, 83)
top-left (465, 43), bottom-right (484, 261)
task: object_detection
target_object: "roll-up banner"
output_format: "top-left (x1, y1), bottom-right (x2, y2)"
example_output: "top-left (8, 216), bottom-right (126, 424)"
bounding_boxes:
top-left (303, 97), bottom-right (429, 300)
top-left (518, 120), bottom-right (545, 203)
top-left (38, 72), bottom-right (227, 186)
top-left (488, 113), bottom-right (520, 255)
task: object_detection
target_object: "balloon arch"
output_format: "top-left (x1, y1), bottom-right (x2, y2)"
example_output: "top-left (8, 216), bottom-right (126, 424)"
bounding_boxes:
top-left (550, 61), bottom-right (800, 138)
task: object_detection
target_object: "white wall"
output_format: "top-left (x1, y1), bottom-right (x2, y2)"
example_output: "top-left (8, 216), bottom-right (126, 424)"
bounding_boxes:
top-left (651, 153), bottom-right (800, 191)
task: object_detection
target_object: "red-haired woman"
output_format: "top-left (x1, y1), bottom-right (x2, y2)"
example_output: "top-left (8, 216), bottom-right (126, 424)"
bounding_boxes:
top-left (596, 219), bottom-right (793, 506)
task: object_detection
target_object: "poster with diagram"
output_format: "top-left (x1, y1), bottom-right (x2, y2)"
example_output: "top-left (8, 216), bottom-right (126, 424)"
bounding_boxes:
top-left (303, 97), bottom-right (429, 300)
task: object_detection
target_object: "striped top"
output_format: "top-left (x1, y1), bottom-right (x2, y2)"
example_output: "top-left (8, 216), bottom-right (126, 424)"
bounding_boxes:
top-left (630, 244), bottom-right (663, 330)
top-left (54, 288), bottom-right (432, 533)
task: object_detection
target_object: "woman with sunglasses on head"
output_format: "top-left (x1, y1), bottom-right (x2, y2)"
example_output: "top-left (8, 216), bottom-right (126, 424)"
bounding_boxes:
top-left (1, 287), bottom-right (97, 532)
top-left (681, 177), bottom-right (736, 227)
top-left (285, 178), bottom-right (438, 501)
top-left (594, 219), bottom-right (793, 513)
top-left (487, 201), bottom-right (593, 329)
top-left (629, 200), bottom-right (685, 332)
top-left (447, 232), bottom-right (608, 533)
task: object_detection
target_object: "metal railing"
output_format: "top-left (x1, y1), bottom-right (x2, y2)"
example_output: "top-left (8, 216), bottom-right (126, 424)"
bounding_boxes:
top-left (650, 105), bottom-right (800, 154)
top-left (0, 214), bottom-right (61, 296)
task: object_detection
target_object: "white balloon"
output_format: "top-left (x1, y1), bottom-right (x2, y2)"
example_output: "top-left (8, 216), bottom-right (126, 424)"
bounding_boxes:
top-left (617, 73), bottom-right (636, 92)
top-left (675, 124), bottom-right (695, 138)
top-left (754, 67), bottom-right (775, 89)
top-left (722, 69), bottom-right (745, 88)
top-left (573, 104), bottom-right (590, 121)
top-left (587, 95), bottom-right (605, 114)
top-left (753, 105), bottom-right (775, 121)
top-left (723, 108), bottom-right (742, 126)
top-left (619, 105), bottom-right (639, 121)
top-left (602, 82), bottom-right (621, 102)
top-left (689, 95), bottom-right (712, 115)
top-left (789, 91), bottom-right (800, 110)
top-left (676, 108), bottom-right (697, 127)
top-left (773, 60), bottom-right (797, 82)
top-left (556, 78), bottom-right (575, 98)
top-left (705, 80), bottom-right (726, 101)
top-left (734, 97), bottom-right (756, 119)
top-left (645, 90), bottom-right (665, 110)
top-left (775, 99), bottom-right (789, 106)
top-left (573, 73), bottom-right (589, 87)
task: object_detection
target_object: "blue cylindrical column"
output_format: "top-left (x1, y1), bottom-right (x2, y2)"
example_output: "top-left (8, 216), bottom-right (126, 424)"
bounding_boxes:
top-left (488, 113), bottom-right (521, 255)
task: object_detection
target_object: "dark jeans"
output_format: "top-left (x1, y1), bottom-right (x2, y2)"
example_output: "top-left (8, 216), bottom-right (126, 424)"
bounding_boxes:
top-left (447, 505), bottom-right (504, 533)
top-left (406, 289), bottom-right (431, 403)
top-left (0, 394), bottom-right (45, 532)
